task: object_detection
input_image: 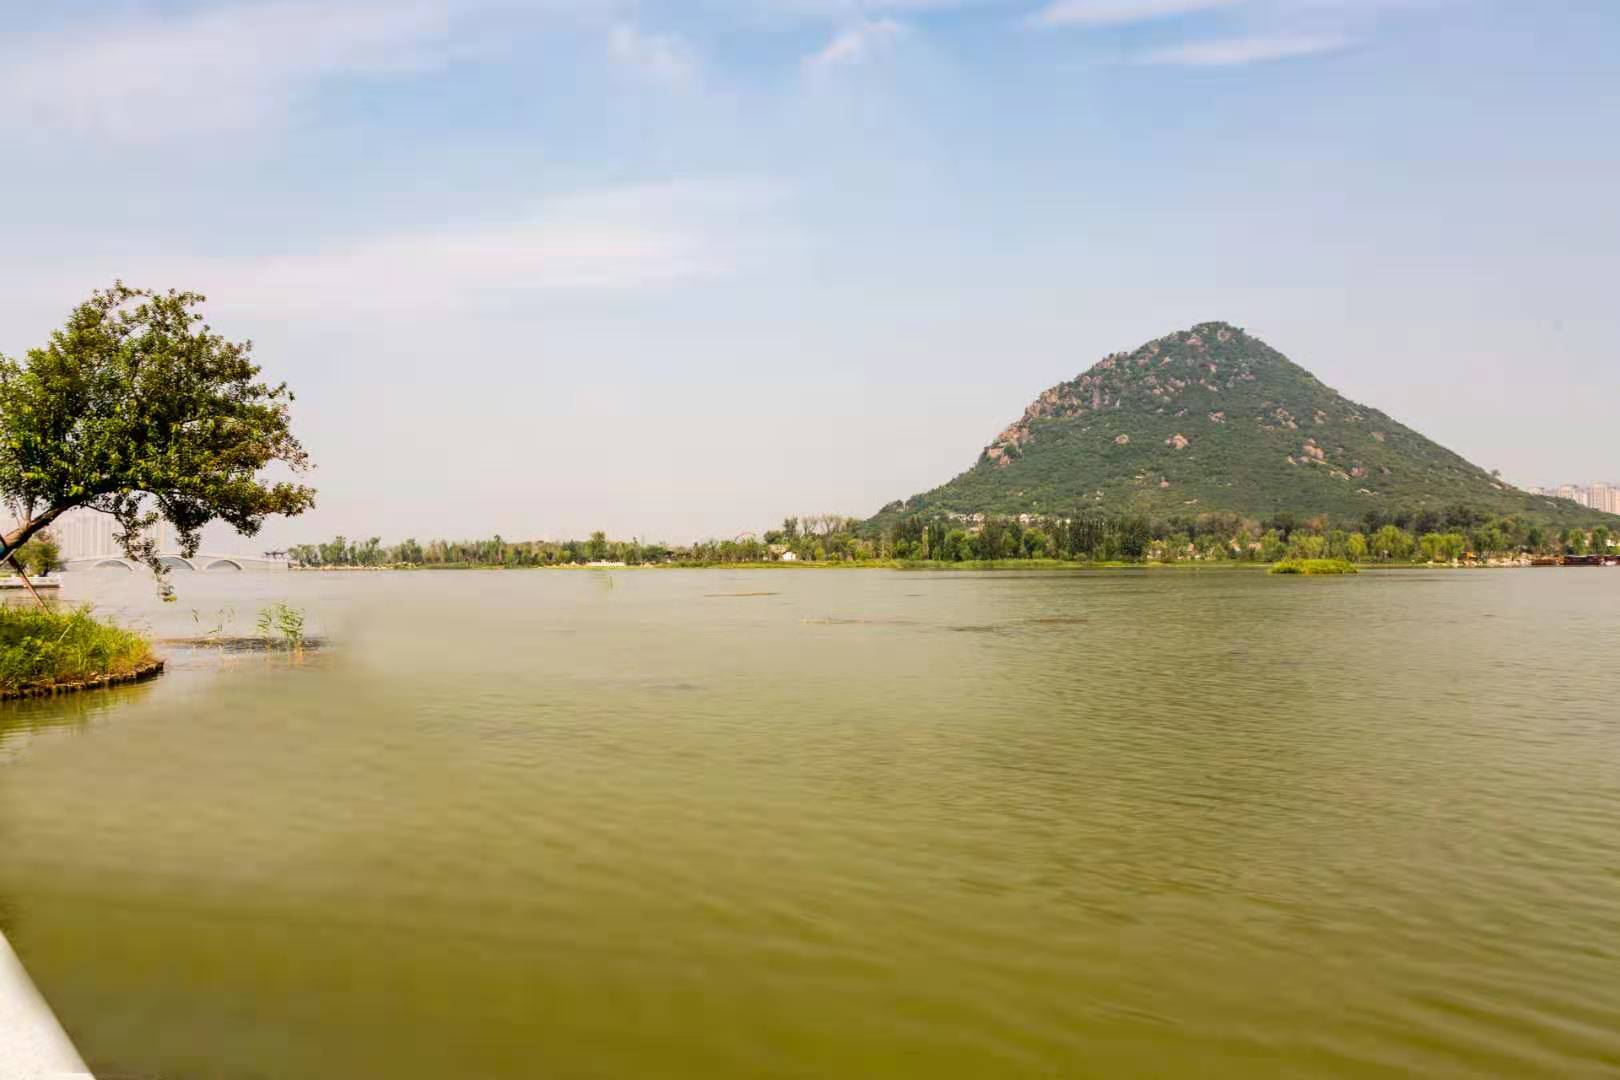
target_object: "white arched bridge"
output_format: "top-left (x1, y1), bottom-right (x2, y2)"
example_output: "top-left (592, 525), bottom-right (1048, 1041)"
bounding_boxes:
top-left (63, 553), bottom-right (290, 573)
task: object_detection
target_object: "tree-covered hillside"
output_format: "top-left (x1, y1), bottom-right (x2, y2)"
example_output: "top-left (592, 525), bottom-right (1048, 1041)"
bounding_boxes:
top-left (875, 322), bottom-right (1611, 528)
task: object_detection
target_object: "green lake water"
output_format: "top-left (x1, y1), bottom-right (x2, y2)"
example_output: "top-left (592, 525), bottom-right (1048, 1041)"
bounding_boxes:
top-left (2, 568), bottom-right (1618, 1078)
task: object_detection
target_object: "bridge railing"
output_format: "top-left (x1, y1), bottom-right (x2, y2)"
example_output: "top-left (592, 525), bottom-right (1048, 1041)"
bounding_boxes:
top-left (61, 553), bottom-right (290, 572)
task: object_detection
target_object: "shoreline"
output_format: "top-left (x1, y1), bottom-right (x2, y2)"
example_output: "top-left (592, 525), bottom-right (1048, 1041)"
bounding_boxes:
top-left (0, 930), bottom-right (92, 1079)
top-left (0, 658), bottom-right (166, 703)
top-left (284, 560), bottom-right (1557, 573)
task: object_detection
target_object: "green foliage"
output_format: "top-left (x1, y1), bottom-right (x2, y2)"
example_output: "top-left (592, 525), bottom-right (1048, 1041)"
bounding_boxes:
top-left (295, 495), bottom-right (1611, 575)
top-left (256, 603), bottom-right (306, 650)
top-left (11, 530), bottom-right (63, 576)
top-left (290, 516), bottom-right (879, 568)
top-left (0, 283), bottom-right (315, 583)
top-left (1370, 524), bottom-right (1414, 561)
top-left (874, 322), bottom-right (1617, 532)
top-left (290, 533), bottom-right (675, 568)
top-left (1269, 559), bottom-right (1358, 575)
top-left (292, 504), bottom-right (1605, 574)
top-left (870, 501), bottom-right (1590, 568)
top-left (1287, 533), bottom-right (1327, 559)
top-left (0, 604), bottom-right (155, 693)
top-left (1418, 532), bottom-right (1468, 564)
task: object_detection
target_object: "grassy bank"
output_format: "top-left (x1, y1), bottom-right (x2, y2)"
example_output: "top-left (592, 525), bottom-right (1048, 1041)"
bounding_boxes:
top-left (1, 605), bottom-right (159, 698)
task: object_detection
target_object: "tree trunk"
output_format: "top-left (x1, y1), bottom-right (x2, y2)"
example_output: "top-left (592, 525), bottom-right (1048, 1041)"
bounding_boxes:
top-left (5, 555), bottom-right (50, 612)
top-left (1, 508), bottom-right (63, 559)
top-left (1, 508), bottom-right (66, 612)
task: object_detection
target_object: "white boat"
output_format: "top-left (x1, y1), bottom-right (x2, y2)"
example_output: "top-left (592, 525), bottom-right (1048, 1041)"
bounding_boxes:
top-left (1, 930), bottom-right (91, 1077)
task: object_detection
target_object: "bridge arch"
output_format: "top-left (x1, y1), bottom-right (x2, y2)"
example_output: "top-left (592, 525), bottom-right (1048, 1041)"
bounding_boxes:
top-left (91, 558), bottom-right (136, 572)
top-left (204, 558), bottom-right (244, 572)
top-left (157, 555), bottom-right (196, 571)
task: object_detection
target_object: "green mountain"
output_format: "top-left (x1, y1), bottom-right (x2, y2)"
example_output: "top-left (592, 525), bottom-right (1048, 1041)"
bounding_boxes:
top-left (877, 322), bottom-right (1609, 526)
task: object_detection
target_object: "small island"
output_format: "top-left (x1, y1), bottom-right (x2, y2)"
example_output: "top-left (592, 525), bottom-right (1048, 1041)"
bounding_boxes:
top-left (0, 605), bottom-right (162, 701)
top-left (1269, 558), bottom-right (1359, 575)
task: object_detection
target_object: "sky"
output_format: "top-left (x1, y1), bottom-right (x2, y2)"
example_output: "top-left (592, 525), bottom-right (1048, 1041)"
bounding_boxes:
top-left (0, 0), bottom-right (1616, 546)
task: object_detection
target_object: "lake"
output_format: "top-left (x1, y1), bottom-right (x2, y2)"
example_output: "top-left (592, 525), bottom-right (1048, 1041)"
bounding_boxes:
top-left (2, 567), bottom-right (1618, 1078)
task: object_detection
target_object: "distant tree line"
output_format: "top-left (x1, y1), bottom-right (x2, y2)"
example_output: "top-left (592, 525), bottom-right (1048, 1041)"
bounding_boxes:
top-left (289, 504), bottom-right (1612, 570)
top-left (288, 532), bottom-right (672, 568)
top-left (869, 505), bottom-right (1608, 564)
top-left (866, 504), bottom-right (1608, 565)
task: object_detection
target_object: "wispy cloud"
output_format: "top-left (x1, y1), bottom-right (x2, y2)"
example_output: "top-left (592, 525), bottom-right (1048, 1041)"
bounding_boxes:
top-left (765, 0), bottom-right (999, 16)
top-left (1136, 31), bottom-right (1351, 65)
top-left (7, 182), bottom-right (779, 322)
top-left (608, 22), bottom-right (699, 86)
top-left (0, 0), bottom-right (462, 140)
top-left (1030, 0), bottom-right (1243, 28)
top-left (219, 183), bottom-right (765, 313)
top-left (804, 17), bottom-right (909, 68)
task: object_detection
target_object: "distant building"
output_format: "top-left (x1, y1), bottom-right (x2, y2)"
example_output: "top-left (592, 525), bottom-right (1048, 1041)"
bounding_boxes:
top-left (8, 507), bottom-right (181, 560)
top-left (52, 509), bottom-right (119, 559)
top-left (1536, 482), bottom-right (1620, 514)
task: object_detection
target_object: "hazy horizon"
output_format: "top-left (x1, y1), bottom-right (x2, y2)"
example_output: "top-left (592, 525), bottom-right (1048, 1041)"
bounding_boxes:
top-left (2, 0), bottom-right (1616, 546)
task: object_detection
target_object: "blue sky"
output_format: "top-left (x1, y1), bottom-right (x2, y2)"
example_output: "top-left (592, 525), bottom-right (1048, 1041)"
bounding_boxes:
top-left (1, 0), bottom-right (1616, 544)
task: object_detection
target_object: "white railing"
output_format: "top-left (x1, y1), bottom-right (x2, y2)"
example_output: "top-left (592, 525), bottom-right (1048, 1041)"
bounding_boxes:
top-left (60, 552), bottom-right (290, 573)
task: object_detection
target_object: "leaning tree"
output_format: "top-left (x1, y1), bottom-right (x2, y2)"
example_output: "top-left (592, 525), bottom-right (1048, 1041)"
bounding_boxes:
top-left (0, 283), bottom-right (315, 592)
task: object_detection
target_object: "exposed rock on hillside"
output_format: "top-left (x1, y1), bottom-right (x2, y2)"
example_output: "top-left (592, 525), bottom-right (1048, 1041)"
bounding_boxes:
top-left (873, 322), bottom-right (1613, 525)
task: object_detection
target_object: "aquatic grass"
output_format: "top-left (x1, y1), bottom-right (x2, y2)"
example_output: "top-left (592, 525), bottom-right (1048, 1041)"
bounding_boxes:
top-left (0, 604), bottom-right (157, 694)
top-left (191, 606), bottom-right (237, 640)
top-left (256, 602), bottom-right (307, 651)
top-left (1269, 558), bottom-right (1359, 575)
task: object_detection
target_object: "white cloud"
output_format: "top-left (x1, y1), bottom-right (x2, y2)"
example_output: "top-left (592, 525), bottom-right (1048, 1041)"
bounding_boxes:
top-left (1136, 31), bottom-right (1351, 64)
top-left (608, 22), bottom-right (698, 86)
top-left (0, 0), bottom-right (461, 140)
top-left (1030, 0), bottom-right (1243, 28)
top-left (229, 183), bottom-right (762, 313)
top-left (804, 17), bottom-right (908, 68)
top-left (764, 0), bottom-right (1000, 16)
top-left (2, 182), bottom-right (779, 322)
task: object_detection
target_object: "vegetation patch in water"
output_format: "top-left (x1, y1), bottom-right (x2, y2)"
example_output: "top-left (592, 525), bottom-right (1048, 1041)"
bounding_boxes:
top-left (1269, 558), bottom-right (1359, 576)
top-left (0, 605), bottom-right (159, 697)
top-left (256, 603), bottom-right (308, 652)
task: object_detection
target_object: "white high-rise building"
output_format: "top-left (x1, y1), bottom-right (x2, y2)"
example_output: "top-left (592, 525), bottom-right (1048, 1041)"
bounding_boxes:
top-left (53, 508), bottom-right (120, 559)
top-left (3, 507), bottom-right (177, 561)
top-left (1533, 483), bottom-right (1620, 513)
